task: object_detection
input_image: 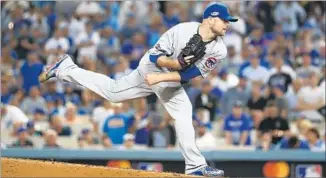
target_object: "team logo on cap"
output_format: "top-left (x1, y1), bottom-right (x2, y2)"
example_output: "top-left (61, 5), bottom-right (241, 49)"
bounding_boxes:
top-left (211, 12), bottom-right (219, 16)
top-left (205, 57), bottom-right (218, 69)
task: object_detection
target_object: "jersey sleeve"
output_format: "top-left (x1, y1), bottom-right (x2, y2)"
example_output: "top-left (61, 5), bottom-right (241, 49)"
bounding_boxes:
top-left (148, 25), bottom-right (176, 57)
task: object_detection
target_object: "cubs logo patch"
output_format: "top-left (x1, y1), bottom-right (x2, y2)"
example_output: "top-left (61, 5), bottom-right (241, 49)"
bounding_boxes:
top-left (205, 57), bottom-right (218, 70)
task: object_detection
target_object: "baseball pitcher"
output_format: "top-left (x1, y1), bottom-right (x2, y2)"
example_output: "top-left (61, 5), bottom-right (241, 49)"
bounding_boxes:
top-left (39, 3), bottom-right (238, 177)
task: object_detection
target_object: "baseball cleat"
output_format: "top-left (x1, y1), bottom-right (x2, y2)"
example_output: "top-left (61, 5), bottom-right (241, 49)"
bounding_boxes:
top-left (38, 54), bottom-right (67, 83)
top-left (188, 166), bottom-right (224, 177)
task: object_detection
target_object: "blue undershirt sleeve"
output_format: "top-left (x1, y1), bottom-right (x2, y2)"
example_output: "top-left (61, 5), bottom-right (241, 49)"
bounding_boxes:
top-left (178, 65), bottom-right (201, 82)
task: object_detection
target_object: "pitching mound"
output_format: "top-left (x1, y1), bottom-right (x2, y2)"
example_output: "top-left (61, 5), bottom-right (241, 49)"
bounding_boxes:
top-left (2, 158), bottom-right (195, 177)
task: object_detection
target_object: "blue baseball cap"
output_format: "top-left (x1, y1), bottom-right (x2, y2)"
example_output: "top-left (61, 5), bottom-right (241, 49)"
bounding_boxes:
top-left (203, 3), bottom-right (238, 22)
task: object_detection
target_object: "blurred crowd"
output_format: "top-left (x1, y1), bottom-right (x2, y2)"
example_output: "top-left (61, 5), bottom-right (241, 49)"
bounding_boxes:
top-left (1, 1), bottom-right (325, 151)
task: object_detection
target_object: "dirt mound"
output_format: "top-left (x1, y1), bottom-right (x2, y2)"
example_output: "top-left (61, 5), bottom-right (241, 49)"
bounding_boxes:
top-left (1, 158), bottom-right (195, 177)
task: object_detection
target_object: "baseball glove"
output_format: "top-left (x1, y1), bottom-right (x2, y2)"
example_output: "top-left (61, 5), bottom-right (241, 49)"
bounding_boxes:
top-left (177, 34), bottom-right (206, 69)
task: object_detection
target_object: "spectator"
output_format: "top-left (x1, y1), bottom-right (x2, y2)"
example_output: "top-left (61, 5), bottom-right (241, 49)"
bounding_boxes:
top-left (274, 1), bottom-right (306, 35)
top-left (271, 85), bottom-right (289, 118)
top-left (211, 68), bottom-right (233, 93)
top-left (256, 132), bottom-right (275, 151)
top-left (44, 28), bottom-right (70, 65)
top-left (98, 26), bottom-right (120, 61)
top-left (10, 127), bottom-right (34, 148)
top-left (43, 129), bottom-right (60, 148)
top-left (247, 82), bottom-right (267, 113)
top-left (128, 98), bottom-right (151, 145)
top-left (148, 112), bottom-right (176, 148)
top-left (63, 83), bottom-right (81, 105)
top-left (78, 89), bottom-right (94, 115)
top-left (119, 13), bottom-right (141, 42)
top-left (64, 102), bottom-right (83, 125)
top-left (118, 1), bottom-right (148, 28)
top-left (119, 133), bottom-right (145, 150)
top-left (224, 45), bottom-right (242, 74)
top-left (286, 78), bottom-right (303, 117)
top-left (9, 89), bottom-right (25, 107)
top-left (163, 2), bottom-right (180, 28)
top-left (21, 86), bottom-right (47, 115)
top-left (78, 128), bottom-right (100, 148)
top-left (123, 32), bottom-right (147, 69)
top-left (75, 1), bottom-right (102, 20)
top-left (146, 13), bottom-right (164, 48)
top-left (242, 53), bottom-right (270, 84)
top-left (247, 82), bottom-right (267, 128)
top-left (267, 54), bottom-right (294, 94)
top-left (26, 121), bottom-right (42, 136)
top-left (306, 128), bottom-right (326, 151)
top-left (245, 12), bottom-right (263, 35)
top-left (196, 123), bottom-right (217, 150)
top-left (296, 53), bottom-right (321, 82)
top-left (1, 104), bottom-right (29, 130)
top-left (50, 115), bottom-right (72, 136)
top-left (295, 116), bottom-right (313, 140)
top-left (296, 73), bottom-right (325, 112)
top-left (268, 33), bottom-right (295, 66)
top-left (223, 101), bottom-right (252, 146)
top-left (256, 1), bottom-right (277, 32)
top-left (68, 13), bottom-right (86, 42)
top-left (75, 21), bottom-right (100, 65)
top-left (2, 2), bottom-right (31, 36)
top-left (101, 135), bottom-right (113, 148)
top-left (29, 10), bottom-right (50, 45)
top-left (220, 75), bottom-right (250, 116)
top-left (42, 3), bottom-right (57, 35)
top-left (32, 108), bottom-right (47, 122)
top-left (112, 56), bottom-right (133, 80)
top-left (14, 25), bottom-right (39, 60)
top-left (258, 101), bottom-right (290, 145)
top-left (1, 75), bottom-right (13, 104)
top-left (194, 109), bottom-right (212, 130)
top-left (20, 52), bottom-right (44, 92)
top-left (43, 80), bottom-right (65, 107)
top-left (277, 135), bottom-right (310, 150)
top-left (58, 22), bottom-right (75, 55)
top-left (195, 80), bottom-right (217, 122)
top-left (92, 100), bottom-right (114, 134)
top-left (102, 102), bottom-right (130, 145)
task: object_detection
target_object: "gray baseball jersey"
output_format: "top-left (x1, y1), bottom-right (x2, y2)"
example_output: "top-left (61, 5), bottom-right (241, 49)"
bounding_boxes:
top-left (139, 22), bottom-right (227, 78)
top-left (55, 22), bottom-right (228, 174)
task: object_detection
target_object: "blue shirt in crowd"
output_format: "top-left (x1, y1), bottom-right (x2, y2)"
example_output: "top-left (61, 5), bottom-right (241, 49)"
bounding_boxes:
top-left (223, 113), bottom-right (252, 145)
top-left (277, 137), bottom-right (310, 149)
top-left (127, 112), bottom-right (150, 145)
top-left (102, 114), bottom-right (129, 144)
top-left (20, 61), bottom-right (44, 92)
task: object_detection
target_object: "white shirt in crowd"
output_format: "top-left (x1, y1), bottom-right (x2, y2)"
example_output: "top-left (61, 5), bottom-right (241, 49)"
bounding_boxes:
top-left (274, 2), bottom-right (306, 33)
top-left (268, 65), bottom-right (297, 80)
top-left (298, 86), bottom-right (325, 105)
top-left (211, 73), bottom-right (239, 92)
top-left (69, 17), bottom-right (86, 42)
top-left (1, 105), bottom-right (29, 130)
top-left (92, 106), bottom-right (114, 134)
top-left (76, 1), bottom-right (102, 16)
top-left (75, 31), bottom-right (100, 61)
top-left (243, 65), bottom-right (270, 83)
top-left (196, 131), bottom-right (217, 150)
top-left (45, 37), bottom-right (70, 52)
